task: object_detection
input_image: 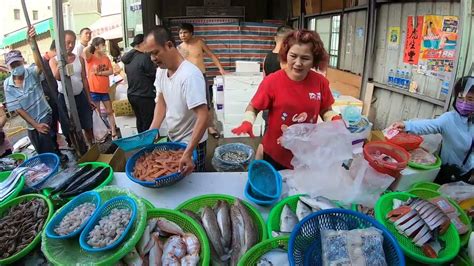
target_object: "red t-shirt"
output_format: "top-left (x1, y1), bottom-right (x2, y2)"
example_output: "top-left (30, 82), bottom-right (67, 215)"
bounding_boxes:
top-left (251, 69), bottom-right (335, 169)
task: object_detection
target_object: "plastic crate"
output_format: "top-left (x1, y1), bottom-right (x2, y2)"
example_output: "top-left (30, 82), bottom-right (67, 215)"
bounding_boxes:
top-left (112, 99), bottom-right (134, 117)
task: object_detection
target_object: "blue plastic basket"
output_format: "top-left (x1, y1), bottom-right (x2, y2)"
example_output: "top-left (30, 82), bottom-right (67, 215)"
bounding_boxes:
top-left (126, 142), bottom-right (197, 188)
top-left (244, 180), bottom-right (280, 206)
top-left (212, 143), bottom-right (254, 172)
top-left (20, 153), bottom-right (60, 192)
top-left (79, 196), bottom-right (137, 252)
top-left (112, 129), bottom-right (159, 152)
top-left (248, 160), bottom-right (282, 199)
top-left (288, 209), bottom-right (405, 266)
top-left (45, 191), bottom-right (101, 239)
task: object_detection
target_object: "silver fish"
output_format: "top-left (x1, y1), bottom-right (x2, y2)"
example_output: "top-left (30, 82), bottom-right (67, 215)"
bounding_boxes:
top-left (149, 233), bottom-right (163, 266)
top-left (0, 167), bottom-right (28, 200)
top-left (230, 203), bottom-right (245, 266)
top-left (393, 210), bottom-right (417, 225)
top-left (296, 200), bottom-right (312, 222)
top-left (299, 196), bottom-right (338, 211)
top-left (157, 217), bottom-right (185, 236)
top-left (397, 215), bottom-right (421, 232)
top-left (123, 247), bottom-right (144, 266)
top-left (235, 199), bottom-right (258, 252)
top-left (415, 232), bottom-right (433, 247)
top-left (202, 206), bottom-right (227, 261)
top-left (137, 218), bottom-right (158, 256)
top-left (181, 254), bottom-right (200, 266)
top-left (280, 204), bottom-right (298, 233)
top-left (413, 225), bottom-right (431, 244)
top-left (404, 219), bottom-right (427, 237)
top-left (215, 200), bottom-right (232, 251)
top-left (163, 235), bottom-right (186, 259)
top-left (256, 248), bottom-right (289, 266)
top-left (183, 233), bottom-right (201, 255)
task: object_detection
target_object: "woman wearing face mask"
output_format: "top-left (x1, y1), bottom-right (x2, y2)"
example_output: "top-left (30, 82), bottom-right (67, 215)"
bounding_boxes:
top-left (232, 30), bottom-right (340, 170)
top-left (391, 76), bottom-right (474, 184)
top-left (84, 37), bottom-right (117, 139)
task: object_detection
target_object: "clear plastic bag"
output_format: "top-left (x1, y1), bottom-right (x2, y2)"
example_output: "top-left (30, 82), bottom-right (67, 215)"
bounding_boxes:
top-left (420, 134), bottom-right (443, 154)
top-left (439, 181), bottom-right (474, 202)
top-left (92, 110), bottom-right (109, 142)
top-left (409, 148), bottom-right (437, 165)
top-left (282, 121), bottom-right (394, 207)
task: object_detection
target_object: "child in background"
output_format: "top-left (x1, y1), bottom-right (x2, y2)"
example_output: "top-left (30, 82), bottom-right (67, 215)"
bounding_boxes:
top-left (391, 76), bottom-right (474, 184)
top-left (84, 37), bottom-right (118, 139)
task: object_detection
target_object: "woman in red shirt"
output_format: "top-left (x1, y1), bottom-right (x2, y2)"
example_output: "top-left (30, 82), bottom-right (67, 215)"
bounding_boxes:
top-left (232, 30), bottom-right (340, 170)
top-left (85, 37), bottom-right (117, 139)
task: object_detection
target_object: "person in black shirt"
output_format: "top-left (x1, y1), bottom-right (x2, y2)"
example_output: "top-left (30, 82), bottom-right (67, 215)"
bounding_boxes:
top-left (257, 25), bottom-right (293, 159)
top-left (121, 34), bottom-right (157, 133)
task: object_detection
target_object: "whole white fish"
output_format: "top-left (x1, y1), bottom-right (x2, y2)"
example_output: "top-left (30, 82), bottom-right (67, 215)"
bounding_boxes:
top-left (215, 200), bottom-right (232, 251)
top-left (280, 204), bottom-right (298, 233)
top-left (163, 235), bottom-right (186, 259)
top-left (148, 233), bottom-right (163, 266)
top-left (137, 218), bottom-right (158, 256)
top-left (157, 217), bottom-right (185, 236)
top-left (257, 249), bottom-right (289, 266)
top-left (299, 196), bottom-right (338, 211)
top-left (235, 199), bottom-right (257, 252)
top-left (295, 200), bottom-right (312, 221)
top-left (180, 254), bottom-right (200, 266)
top-left (202, 206), bottom-right (228, 261)
top-left (0, 167), bottom-right (28, 200)
top-left (123, 247), bottom-right (144, 266)
top-left (230, 203), bottom-right (245, 266)
top-left (161, 253), bottom-right (181, 266)
top-left (182, 233), bottom-right (200, 255)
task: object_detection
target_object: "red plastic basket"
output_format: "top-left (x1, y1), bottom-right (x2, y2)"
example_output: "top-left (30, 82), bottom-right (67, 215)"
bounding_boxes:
top-left (386, 132), bottom-right (423, 151)
top-left (363, 141), bottom-right (410, 178)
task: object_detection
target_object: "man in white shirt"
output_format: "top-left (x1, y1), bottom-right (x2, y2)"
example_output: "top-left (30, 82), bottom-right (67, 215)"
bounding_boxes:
top-left (145, 26), bottom-right (209, 176)
top-left (73, 27), bottom-right (92, 58)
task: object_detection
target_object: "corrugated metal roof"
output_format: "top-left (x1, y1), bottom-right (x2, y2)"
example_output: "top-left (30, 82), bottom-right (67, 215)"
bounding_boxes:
top-left (1, 18), bottom-right (53, 48)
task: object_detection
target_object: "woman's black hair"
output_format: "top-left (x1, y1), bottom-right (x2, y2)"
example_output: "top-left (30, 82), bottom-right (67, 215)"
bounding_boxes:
top-left (90, 37), bottom-right (106, 54)
top-left (452, 76), bottom-right (474, 110)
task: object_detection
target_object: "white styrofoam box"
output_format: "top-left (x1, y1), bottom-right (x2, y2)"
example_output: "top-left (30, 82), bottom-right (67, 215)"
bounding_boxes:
top-left (120, 126), bottom-right (138, 138)
top-left (390, 166), bottom-right (441, 191)
top-left (115, 115), bottom-right (136, 129)
top-left (235, 61), bottom-right (261, 73)
top-left (224, 88), bottom-right (259, 103)
top-left (223, 123), bottom-right (262, 138)
top-left (216, 109), bottom-right (224, 122)
top-left (223, 73), bottom-right (263, 90)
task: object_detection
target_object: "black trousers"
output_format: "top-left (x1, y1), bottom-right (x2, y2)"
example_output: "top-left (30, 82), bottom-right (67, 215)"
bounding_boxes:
top-left (263, 153), bottom-right (287, 171)
top-left (434, 164), bottom-right (473, 185)
top-left (28, 114), bottom-right (60, 155)
top-left (128, 95), bottom-right (156, 133)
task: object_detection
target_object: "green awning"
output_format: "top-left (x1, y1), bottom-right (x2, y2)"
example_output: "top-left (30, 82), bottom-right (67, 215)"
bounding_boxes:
top-left (1, 18), bottom-right (53, 48)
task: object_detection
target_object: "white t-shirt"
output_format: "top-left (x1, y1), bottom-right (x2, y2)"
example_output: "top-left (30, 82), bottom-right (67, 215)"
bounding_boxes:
top-left (73, 41), bottom-right (86, 58)
top-left (154, 60), bottom-right (208, 144)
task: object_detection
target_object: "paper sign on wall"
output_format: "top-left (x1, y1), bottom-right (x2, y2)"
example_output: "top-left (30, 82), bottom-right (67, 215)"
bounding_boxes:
top-left (387, 27), bottom-right (400, 49)
top-left (403, 16), bottom-right (423, 64)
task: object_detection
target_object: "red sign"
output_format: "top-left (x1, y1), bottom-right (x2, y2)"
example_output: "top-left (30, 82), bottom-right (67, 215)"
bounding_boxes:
top-left (403, 16), bottom-right (423, 64)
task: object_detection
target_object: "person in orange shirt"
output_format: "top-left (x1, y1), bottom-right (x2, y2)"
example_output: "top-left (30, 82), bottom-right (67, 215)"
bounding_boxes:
top-left (84, 37), bottom-right (117, 139)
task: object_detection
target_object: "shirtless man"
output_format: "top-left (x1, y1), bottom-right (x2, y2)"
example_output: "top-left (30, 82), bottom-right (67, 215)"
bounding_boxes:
top-left (177, 23), bottom-right (226, 138)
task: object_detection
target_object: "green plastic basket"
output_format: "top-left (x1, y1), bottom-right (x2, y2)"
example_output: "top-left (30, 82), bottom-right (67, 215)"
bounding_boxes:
top-left (44, 162), bottom-right (115, 203)
top-left (408, 188), bottom-right (472, 247)
top-left (375, 191), bottom-right (460, 264)
top-left (8, 152), bottom-right (27, 163)
top-left (147, 208), bottom-right (210, 265)
top-left (0, 194), bottom-right (53, 265)
top-left (176, 194), bottom-right (267, 242)
top-left (141, 197), bottom-right (155, 210)
top-left (238, 236), bottom-right (289, 266)
top-left (410, 181), bottom-right (441, 192)
top-left (408, 154), bottom-right (442, 170)
top-left (41, 186), bottom-right (147, 266)
top-left (0, 170), bottom-right (25, 206)
top-left (267, 195), bottom-right (302, 239)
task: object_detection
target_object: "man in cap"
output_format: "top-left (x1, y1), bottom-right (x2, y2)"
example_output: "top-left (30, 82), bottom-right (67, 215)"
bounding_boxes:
top-left (121, 34), bottom-right (157, 132)
top-left (3, 27), bottom-right (62, 156)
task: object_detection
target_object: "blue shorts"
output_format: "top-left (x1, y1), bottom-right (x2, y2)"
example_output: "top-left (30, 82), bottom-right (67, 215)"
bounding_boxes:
top-left (90, 92), bottom-right (110, 102)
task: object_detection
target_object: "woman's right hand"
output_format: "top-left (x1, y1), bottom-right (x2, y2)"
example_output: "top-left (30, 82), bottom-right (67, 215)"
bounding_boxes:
top-left (232, 121), bottom-right (255, 138)
top-left (391, 121), bottom-right (406, 131)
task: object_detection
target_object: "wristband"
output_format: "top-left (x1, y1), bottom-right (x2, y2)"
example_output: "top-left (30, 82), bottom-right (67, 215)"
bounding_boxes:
top-left (322, 110), bottom-right (339, 122)
top-left (243, 111), bottom-right (256, 124)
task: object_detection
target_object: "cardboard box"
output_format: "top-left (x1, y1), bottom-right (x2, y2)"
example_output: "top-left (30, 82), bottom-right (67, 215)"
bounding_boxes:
top-left (78, 144), bottom-right (126, 172)
top-left (292, 0), bottom-right (301, 17)
top-left (305, 0), bottom-right (321, 14)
